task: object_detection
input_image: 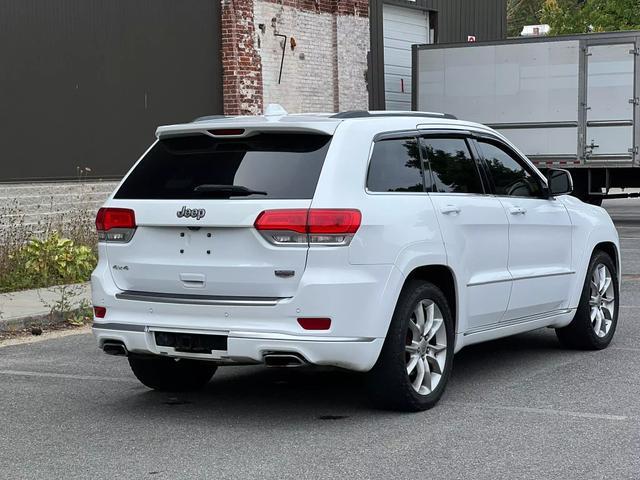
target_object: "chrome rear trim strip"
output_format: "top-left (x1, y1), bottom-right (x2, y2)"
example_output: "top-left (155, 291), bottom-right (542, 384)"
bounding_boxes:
top-left (115, 291), bottom-right (287, 306)
top-left (229, 331), bottom-right (377, 343)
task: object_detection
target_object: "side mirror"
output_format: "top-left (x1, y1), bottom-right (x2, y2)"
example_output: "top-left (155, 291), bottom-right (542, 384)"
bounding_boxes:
top-left (546, 168), bottom-right (573, 196)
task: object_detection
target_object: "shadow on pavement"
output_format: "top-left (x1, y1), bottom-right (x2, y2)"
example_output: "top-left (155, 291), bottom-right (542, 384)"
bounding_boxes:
top-left (104, 328), bottom-right (570, 419)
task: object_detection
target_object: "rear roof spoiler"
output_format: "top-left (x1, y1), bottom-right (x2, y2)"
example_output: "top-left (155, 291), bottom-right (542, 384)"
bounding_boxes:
top-left (156, 121), bottom-right (340, 139)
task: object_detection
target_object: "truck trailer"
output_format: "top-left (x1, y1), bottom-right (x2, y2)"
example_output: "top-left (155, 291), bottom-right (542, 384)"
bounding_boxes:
top-left (412, 31), bottom-right (640, 204)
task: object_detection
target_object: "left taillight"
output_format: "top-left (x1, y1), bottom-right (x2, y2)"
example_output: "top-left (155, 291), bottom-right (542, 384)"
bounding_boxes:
top-left (95, 208), bottom-right (137, 243)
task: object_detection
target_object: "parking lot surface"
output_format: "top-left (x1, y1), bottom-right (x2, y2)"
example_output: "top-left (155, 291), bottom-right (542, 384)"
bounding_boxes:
top-left (1, 199), bottom-right (639, 480)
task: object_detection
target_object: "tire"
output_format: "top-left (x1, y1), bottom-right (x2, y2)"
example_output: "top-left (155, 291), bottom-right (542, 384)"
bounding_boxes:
top-left (128, 355), bottom-right (217, 392)
top-left (556, 250), bottom-right (619, 350)
top-left (367, 280), bottom-right (455, 412)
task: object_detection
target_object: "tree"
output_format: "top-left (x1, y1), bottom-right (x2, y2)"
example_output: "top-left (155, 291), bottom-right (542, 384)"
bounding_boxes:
top-left (541, 0), bottom-right (640, 34)
top-left (507, 0), bottom-right (545, 37)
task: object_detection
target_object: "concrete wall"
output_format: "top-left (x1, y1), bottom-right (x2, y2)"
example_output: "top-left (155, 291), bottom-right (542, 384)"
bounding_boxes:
top-left (0, 182), bottom-right (117, 239)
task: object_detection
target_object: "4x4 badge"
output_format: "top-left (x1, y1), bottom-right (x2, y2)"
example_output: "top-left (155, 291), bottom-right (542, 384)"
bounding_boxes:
top-left (177, 206), bottom-right (206, 220)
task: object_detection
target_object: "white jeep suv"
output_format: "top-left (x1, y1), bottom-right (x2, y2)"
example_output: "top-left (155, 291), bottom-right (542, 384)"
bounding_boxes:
top-left (92, 108), bottom-right (620, 411)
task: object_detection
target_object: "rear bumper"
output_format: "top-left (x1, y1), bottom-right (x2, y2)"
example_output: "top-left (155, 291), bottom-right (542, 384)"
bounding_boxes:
top-left (92, 323), bottom-right (384, 371)
top-left (91, 253), bottom-right (403, 372)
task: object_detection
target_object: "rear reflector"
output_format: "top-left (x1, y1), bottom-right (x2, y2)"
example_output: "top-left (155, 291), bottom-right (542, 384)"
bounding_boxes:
top-left (94, 306), bottom-right (107, 318)
top-left (95, 208), bottom-right (137, 243)
top-left (297, 318), bottom-right (331, 330)
top-left (254, 209), bottom-right (361, 246)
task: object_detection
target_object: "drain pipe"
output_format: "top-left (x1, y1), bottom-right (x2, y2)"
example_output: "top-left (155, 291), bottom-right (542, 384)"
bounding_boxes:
top-left (274, 32), bottom-right (287, 84)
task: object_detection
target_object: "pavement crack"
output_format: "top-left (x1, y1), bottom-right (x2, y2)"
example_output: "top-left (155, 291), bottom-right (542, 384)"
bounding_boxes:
top-left (445, 401), bottom-right (631, 422)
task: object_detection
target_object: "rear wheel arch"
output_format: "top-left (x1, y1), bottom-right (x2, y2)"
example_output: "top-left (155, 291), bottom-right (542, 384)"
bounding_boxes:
top-left (402, 265), bottom-right (457, 334)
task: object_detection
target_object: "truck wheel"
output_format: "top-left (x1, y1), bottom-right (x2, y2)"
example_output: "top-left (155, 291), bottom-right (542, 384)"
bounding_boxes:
top-left (128, 355), bottom-right (217, 391)
top-left (556, 250), bottom-right (618, 350)
top-left (367, 280), bottom-right (454, 411)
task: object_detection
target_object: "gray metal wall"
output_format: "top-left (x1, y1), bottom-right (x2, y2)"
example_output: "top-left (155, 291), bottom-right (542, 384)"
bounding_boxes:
top-left (428, 0), bottom-right (507, 44)
top-left (0, 0), bottom-right (223, 182)
top-left (369, 0), bottom-right (507, 109)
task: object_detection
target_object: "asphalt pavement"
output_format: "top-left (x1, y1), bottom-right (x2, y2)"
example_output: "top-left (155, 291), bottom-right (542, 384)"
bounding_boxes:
top-left (1, 199), bottom-right (639, 480)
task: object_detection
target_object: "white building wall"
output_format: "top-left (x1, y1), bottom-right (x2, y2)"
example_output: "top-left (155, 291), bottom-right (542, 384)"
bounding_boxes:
top-left (336, 14), bottom-right (370, 111)
top-left (254, 1), bottom-right (369, 113)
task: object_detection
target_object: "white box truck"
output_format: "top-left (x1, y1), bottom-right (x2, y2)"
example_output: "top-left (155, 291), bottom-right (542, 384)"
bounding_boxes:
top-left (412, 31), bottom-right (640, 204)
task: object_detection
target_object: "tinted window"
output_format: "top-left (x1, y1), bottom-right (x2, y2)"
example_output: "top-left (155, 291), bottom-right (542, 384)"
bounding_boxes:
top-left (115, 133), bottom-right (331, 200)
top-left (422, 138), bottom-right (483, 194)
top-left (367, 138), bottom-right (424, 192)
top-left (478, 141), bottom-right (542, 197)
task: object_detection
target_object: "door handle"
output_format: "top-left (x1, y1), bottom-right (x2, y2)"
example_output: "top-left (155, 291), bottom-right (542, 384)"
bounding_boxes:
top-left (440, 205), bottom-right (461, 215)
top-left (509, 206), bottom-right (526, 215)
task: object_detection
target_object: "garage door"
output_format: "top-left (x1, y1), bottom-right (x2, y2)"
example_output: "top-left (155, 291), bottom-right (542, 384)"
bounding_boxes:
top-left (0, 0), bottom-right (223, 181)
top-left (383, 4), bottom-right (430, 111)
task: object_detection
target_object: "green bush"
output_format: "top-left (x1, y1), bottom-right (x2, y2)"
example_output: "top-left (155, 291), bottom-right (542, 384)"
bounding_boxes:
top-left (0, 231), bottom-right (96, 293)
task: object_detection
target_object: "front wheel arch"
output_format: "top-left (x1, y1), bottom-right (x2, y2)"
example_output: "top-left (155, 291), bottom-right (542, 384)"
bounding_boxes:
top-left (594, 242), bottom-right (619, 278)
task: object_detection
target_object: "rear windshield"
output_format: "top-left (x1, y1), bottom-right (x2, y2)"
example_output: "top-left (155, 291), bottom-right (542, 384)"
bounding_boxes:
top-left (115, 133), bottom-right (331, 200)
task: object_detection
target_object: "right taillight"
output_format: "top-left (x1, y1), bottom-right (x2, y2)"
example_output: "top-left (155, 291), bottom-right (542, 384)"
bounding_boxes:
top-left (254, 209), bottom-right (361, 246)
top-left (95, 208), bottom-right (137, 243)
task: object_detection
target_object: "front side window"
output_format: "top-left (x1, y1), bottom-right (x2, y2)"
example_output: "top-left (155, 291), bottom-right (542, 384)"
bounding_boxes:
top-left (422, 137), bottom-right (484, 194)
top-left (367, 138), bottom-right (424, 192)
top-left (478, 140), bottom-right (542, 197)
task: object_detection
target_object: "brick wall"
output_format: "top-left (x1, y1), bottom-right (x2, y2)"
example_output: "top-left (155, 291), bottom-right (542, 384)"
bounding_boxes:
top-left (221, 0), bottom-right (264, 115)
top-left (222, 0), bottom-right (370, 115)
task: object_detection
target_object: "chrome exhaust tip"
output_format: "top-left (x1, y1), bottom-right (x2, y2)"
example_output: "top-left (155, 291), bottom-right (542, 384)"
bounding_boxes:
top-left (263, 352), bottom-right (308, 367)
top-left (102, 341), bottom-right (128, 356)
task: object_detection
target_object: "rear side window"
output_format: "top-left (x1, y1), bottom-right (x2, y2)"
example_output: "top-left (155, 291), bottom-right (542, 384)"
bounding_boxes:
top-left (367, 138), bottom-right (424, 192)
top-left (115, 133), bottom-right (331, 200)
top-left (422, 137), bottom-right (484, 194)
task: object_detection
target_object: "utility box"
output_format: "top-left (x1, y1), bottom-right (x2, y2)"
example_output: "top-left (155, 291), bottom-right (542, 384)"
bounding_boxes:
top-left (413, 31), bottom-right (640, 203)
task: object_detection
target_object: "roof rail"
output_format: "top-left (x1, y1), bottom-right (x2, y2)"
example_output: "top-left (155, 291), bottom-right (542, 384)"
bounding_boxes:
top-left (331, 111), bottom-right (457, 120)
top-left (192, 115), bottom-right (228, 122)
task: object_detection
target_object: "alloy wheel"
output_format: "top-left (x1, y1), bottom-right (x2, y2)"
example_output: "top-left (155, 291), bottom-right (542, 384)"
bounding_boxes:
top-left (589, 263), bottom-right (615, 338)
top-left (405, 300), bottom-right (447, 395)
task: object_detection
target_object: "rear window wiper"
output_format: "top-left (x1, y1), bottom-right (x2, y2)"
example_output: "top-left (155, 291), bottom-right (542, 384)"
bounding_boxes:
top-left (193, 184), bottom-right (267, 196)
